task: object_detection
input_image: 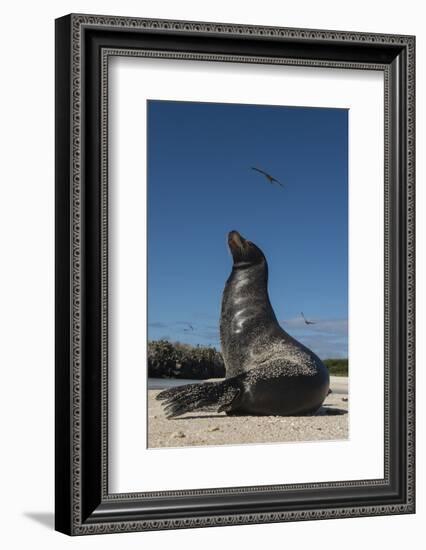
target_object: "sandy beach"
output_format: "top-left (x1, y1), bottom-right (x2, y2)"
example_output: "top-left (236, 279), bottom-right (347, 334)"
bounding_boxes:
top-left (148, 376), bottom-right (348, 448)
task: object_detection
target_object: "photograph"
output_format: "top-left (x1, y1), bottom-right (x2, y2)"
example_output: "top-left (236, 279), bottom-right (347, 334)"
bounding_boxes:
top-left (147, 99), bottom-right (349, 448)
top-left (53, 12), bottom-right (414, 535)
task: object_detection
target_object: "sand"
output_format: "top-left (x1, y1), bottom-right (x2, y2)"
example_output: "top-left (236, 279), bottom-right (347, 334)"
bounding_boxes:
top-left (148, 376), bottom-right (348, 448)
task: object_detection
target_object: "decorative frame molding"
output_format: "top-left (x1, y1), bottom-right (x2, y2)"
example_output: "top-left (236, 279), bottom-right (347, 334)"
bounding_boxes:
top-left (55, 14), bottom-right (415, 535)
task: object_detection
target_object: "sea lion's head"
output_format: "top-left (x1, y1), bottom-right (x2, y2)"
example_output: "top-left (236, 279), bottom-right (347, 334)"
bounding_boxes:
top-left (227, 230), bottom-right (265, 268)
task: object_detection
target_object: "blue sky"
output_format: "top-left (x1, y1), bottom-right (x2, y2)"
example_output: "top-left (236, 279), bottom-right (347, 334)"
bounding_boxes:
top-left (147, 100), bottom-right (348, 359)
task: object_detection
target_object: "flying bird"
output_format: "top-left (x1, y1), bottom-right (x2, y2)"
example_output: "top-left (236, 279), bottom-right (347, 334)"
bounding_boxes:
top-left (301, 312), bottom-right (316, 325)
top-left (251, 166), bottom-right (284, 187)
top-left (183, 323), bottom-right (194, 332)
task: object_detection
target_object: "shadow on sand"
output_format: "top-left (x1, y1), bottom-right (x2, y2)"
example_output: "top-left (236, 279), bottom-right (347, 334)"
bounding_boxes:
top-left (171, 406), bottom-right (348, 420)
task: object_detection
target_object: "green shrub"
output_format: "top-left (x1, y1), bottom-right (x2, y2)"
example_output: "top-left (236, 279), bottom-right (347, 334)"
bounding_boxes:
top-left (323, 358), bottom-right (348, 377)
top-left (148, 340), bottom-right (225, 379)
top-left (148, 341), bottom-right (348, 379)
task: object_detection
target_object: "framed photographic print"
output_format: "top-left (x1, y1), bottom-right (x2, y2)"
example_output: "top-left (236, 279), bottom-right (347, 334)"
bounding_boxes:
top-left (55, 14), bottom-right (415, 535)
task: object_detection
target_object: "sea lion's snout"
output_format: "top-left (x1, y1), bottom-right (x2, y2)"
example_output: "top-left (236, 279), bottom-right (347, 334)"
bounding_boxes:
top-left (228, 230), bottom-right (246, 251)
top-left (227, 230), bottom-right (265, 267)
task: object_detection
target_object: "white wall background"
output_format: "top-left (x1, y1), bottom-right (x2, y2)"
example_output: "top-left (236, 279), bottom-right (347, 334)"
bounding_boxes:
top-left (0, 0), bottom-right (423, 548)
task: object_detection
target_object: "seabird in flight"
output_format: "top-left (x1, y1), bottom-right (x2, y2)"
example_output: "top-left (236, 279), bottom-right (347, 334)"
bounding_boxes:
top-left (301, 312), bottom-right (316, 325)
top-left (251, 166), bottom-right (284, 187)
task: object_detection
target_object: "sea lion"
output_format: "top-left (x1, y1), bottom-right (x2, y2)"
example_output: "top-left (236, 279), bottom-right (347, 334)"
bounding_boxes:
top-left (156, 230), bottom-right (329, 418)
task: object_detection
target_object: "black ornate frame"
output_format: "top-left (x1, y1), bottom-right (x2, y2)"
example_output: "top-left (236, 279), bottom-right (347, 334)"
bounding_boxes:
top-left (55, 14), bottom-right (415, 535)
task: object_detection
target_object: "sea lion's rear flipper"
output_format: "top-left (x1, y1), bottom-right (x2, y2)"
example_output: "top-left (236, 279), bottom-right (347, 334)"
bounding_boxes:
top-left (156, 379), bottom-right (241, 419)
top-left (217, 388), bottom-right (241, 413)
top-left (155, 383), bottom-right (195, 402)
